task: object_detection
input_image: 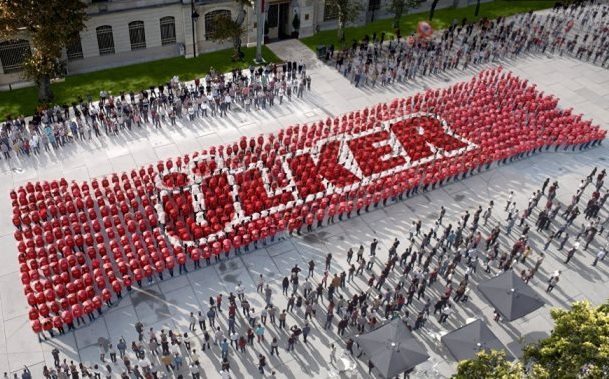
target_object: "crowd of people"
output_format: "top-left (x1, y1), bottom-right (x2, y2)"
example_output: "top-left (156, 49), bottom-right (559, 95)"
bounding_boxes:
top-left (28, 166), bottom-right (608, 379)
top-left (0, 61), bottom-right (311, 160)
top-left (5, 2), bottom-right (609, 378)
top-left (324, 1), bottom-right (609, 88)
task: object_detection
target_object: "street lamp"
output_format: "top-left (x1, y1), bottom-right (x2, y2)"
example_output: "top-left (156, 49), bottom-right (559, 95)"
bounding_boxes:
top-left (255, 0), bottom-right (266, 63)
top-left (191, 0), bottom-right (200, 58)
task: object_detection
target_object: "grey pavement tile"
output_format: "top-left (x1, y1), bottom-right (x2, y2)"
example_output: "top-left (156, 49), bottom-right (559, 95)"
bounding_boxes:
top-left (131, 285), bottom-right (171, 326)
top-left (164, 286), bottom-right (202, 329)
top-left (3, 317), bottom-right (44, 371)
top-left (73, 318), bottom-right (109, 350)
top-left (265, 239), bottom-right (296, 257)
top-left (158, 274), bottom-right (190, 294)
top-left (0, 272), bottom-right (28, 321)
top-left (0, 235), bottom-right (19, 277)
top-left (0, 354), bottom-right (8, 376)
top-left (102, 305), bottom-right (139, 344)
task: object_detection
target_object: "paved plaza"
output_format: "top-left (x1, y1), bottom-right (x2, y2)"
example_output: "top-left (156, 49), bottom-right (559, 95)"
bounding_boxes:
top-left (0, 38), bottom-right (608, 378)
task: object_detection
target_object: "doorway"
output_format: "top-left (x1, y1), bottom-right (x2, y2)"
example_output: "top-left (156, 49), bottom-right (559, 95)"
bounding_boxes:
top-left (266, 1), bottom-right (292, 41)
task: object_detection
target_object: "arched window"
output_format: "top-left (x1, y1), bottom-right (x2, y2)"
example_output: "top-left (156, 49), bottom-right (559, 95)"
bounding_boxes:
top-left (160, 16), bottom-right (176, 45)
top-left (96, 25), bottom-right (115, 55)
top-left (0, 39), bottom-right (31, 73)
top-left (205, 10), bottom-right (231, 40)
top-left (129, 21), bottom-right (146, 50)
top-left (66, 34), bottom-right (84, 61)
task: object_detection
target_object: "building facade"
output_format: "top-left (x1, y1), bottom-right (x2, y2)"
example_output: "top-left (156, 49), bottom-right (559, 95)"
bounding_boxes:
top-left (0, 0), bottom-right (475, 87)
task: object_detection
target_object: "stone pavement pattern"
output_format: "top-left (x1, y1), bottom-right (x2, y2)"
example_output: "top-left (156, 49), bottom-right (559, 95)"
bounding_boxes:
top-left (0, 39), bottom-right (608, 378)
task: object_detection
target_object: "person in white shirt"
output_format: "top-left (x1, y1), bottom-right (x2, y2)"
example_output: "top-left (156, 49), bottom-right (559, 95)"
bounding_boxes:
top-left (592, 249), bottom-right (607, 266)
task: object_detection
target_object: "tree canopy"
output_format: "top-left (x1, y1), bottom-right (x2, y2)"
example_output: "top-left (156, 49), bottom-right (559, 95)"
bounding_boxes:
top-left (207, 0), bottom-right (252, 61)
top-left (523, 301), bottom-right (609, 378)
top-left (454, 350), bottom-right (526, 379)
top-left (388, 0), bottom-right (419, 30)
top-left (0, 0), bottom-right (87, 102)
top-left (454, 301), bottom-right (609, 378)
top-left (324, 0), bottom-right (363, 43)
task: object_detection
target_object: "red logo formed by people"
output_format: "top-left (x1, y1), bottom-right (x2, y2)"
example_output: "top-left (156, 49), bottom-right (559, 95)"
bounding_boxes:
top-left (11, 68), bottom-right (605, 333)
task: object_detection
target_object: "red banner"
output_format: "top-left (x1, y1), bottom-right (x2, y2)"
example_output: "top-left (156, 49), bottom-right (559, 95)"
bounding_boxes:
top-left (12, 68), bottom-right (605, 333)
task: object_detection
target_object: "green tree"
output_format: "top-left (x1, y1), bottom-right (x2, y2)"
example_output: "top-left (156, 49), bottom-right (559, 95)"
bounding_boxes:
top-left (388, 0), bottom-right (419, 29)
top-left (523, 301), bottom-right (609, 378)
top-left (0, 0), bottom-right (87, 103)
top-left (429, 0), bottom-right (440, 20)
top-left (207, 0), bottom-right (253, 61)
top-left (324, 0), bottom-right (363, 43)
top-left (454, 350), bottom-right (526, 379)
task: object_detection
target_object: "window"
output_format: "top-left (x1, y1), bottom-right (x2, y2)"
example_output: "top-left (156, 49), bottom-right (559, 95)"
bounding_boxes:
top-left (160, 16), bottom-right (176, 45)
top-left (205, 10), bottom-right (231, 40)
top-left (0, 40), bottom-right (31, 73)
top-left (324, 1), bottom-right (338, 21)
top-left (66, 34), bottom-right (84, 61)
top-left (368, 0), bottom-right (381, 11)
top-left (129, 21), bottom-right (146, 50)
top-left (96, 25), bottom-right (115, 55)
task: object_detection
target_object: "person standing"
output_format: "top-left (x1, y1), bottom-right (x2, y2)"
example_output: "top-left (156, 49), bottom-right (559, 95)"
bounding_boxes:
top-left (592, 249), bottom-right (607, 266)
top-left (325, 253), bottom-right (332, 271)
top-left (189, 312), bottom-right (196, 331)
top-left (546, 270), bottom-right (561, 293)
top-left (308, 259), bottom-right (315, 278)
top-left (258, 354), bottom-right (266, 374)
top-left (565, 246), bottom-right (577, 264)
top-left (302, 323), bottom-right (311, 343)
top-left (257, 274), bottom-right (264, 293)
top-left (135, 321), bottom-right (144, 342)
top-left (282, 276), bottom-right (289, 296)
top-left (264, 285), bottom-right (273, 306)
top-left (197, 311), bottom-right (206, 331)
top-left (505, 191), bottom-right (514, 211)
top-left (346, 248), bottom-right (353, 264)
top-left (329, 344), bottom-right (337, 365)
top-left (51, 348), bottom-right (60, 367)
top-left (370, 238), bottom-right (378, 257)
top-left (270, 337), bottom-right (279, 356)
